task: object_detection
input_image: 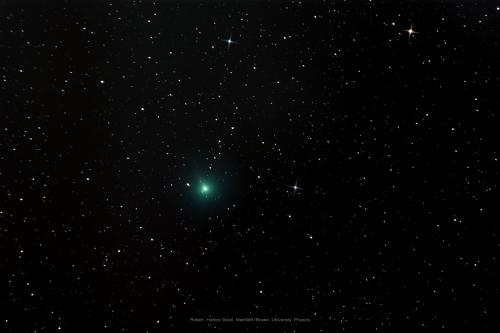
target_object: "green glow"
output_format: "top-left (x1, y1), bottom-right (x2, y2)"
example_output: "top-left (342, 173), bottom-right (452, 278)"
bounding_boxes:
top-left (200, 183), bottom-right (210, 195)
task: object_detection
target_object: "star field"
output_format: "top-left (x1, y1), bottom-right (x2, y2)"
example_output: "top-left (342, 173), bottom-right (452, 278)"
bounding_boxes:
top-left (1, 0), bottom-right (499, 331)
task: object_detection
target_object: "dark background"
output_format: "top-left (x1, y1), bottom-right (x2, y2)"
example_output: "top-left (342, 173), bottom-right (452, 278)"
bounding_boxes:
top-left (1, 0), bottom-right (499, 331)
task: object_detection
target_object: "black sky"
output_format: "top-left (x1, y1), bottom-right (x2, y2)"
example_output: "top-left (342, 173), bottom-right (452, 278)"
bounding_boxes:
top-left (1, 0), bottom-right (499, 331)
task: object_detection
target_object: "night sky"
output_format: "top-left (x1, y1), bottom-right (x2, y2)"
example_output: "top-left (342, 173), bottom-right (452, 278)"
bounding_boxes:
top-left (1, 0), bottom-right (499, 331)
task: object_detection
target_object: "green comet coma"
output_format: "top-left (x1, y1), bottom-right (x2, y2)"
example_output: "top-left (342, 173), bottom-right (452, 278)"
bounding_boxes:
top-left (200, 183), bottom-right (210, 195)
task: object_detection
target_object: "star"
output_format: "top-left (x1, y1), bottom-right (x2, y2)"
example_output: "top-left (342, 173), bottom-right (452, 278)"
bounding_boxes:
top-left (221, 34), bottom-right (238, 49)
top-left (403, 24), bottom-right (418, 41)
top-left (287, 180), bottom-right (303, 196)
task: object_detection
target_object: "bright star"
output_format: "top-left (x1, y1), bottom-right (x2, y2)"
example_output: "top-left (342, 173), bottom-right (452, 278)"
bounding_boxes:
top-left (287, 180), bottom-right (303, 196)
top-left (221, 34), bottom-right (238, 49)
top-left (404, 24), bottom-right (418, 41)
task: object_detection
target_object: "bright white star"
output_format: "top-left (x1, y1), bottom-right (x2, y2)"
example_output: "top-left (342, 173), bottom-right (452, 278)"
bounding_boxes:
top-left (222, 34), bottom-right (238, 49)
top-left (287, 180), bottom-right (303, 196)
top-left (404, 24), bottom-right (418, 41)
